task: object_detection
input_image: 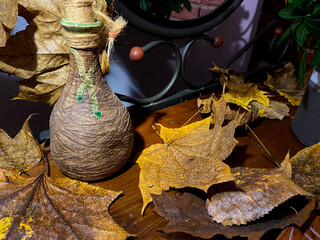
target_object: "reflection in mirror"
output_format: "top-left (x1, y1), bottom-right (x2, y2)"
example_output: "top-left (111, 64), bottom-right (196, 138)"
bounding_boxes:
top-left (127, 0), bottom-right (226, 21)
top-left (128, 0), bottom-right (192, 19)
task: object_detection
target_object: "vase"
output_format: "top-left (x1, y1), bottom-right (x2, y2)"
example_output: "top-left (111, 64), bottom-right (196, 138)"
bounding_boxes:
top-left (49, 0), bottom-right (133, 181)
top-left (291, 66), bottom-right (320, 146)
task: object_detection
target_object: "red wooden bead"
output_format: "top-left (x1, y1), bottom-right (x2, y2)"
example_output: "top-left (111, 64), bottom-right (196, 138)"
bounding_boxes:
top-left (129, 47), bottom-right (145, 62)
top-left (212, 35), bottom-right (223, 48)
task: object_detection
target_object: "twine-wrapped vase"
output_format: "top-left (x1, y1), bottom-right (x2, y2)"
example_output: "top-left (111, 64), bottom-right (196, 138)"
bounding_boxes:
top-left (50, 0), bottom-right (133, 181)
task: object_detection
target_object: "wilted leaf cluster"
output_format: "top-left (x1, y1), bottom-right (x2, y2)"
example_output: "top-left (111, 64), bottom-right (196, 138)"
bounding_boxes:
top-left (136, 92), bottom-right (315, 239)
top-left (209, 65), bottom-right (290, 123)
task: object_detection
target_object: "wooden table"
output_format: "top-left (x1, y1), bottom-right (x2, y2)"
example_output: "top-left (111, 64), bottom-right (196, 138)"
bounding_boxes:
top-left (41, 95), bottom-right (319, 240)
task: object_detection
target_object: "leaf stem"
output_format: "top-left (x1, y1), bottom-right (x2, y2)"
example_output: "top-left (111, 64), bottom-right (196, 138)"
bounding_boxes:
top-left (245, 124), bottom-right (281, 167)
top-left (165, 106), bottom-right (204, 144)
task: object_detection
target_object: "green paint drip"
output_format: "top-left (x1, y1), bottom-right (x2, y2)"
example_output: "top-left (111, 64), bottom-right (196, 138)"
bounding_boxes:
top-left (93, 111), bottom-right (102, 118)
top-left (70, 48), bottom-right (101, 118)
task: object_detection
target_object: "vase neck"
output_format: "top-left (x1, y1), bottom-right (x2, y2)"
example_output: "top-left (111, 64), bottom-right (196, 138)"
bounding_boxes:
top-left (69, 47), bottom-right (100, 76)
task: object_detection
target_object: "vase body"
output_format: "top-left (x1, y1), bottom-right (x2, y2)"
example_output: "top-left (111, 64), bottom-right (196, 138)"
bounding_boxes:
top-left (50, 48), bottom-right (133, 181)
top-left (291, 67), bottom-right (320, 146)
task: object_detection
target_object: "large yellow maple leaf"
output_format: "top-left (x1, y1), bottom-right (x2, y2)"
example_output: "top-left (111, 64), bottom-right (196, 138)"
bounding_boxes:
top-left (137, 95), bottom-right (242, 214)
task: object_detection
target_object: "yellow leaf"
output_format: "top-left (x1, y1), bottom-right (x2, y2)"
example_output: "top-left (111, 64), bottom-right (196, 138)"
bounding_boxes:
top-left (137, 95), bottom-right (242, 214)
top-left (225, 84), bottom-right (270, 110)
top-left (210, 64), bottom-right (270, 110)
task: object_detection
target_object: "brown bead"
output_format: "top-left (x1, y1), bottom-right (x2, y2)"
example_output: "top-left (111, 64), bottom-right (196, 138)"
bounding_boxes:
top-left (274, 26), bottom-right (284, 35)
top-left (212, 35), bottom-right (223, 48)
top-left (129, 47), bottom-right (145, 62)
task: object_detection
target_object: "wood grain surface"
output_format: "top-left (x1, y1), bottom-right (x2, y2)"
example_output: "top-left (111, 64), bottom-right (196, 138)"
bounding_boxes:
top-left (31, 95), bottom-right (320, 240)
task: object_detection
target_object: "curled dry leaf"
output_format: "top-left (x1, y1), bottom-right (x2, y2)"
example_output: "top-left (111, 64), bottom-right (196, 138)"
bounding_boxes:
top-left (0, 168), bottom-right (130, 239)
top-left (250, 100), bottom-right (289, 120)
top-left (0, 0), bottom-right (18, 47)
top-left (152, 190), bottom-right (315, 240)
top-left (264, 62), bottom-right (311, 106)
top-left (137, 95), bottom-right (242, 214)
top-left (210, 65), bottom-right (270, 110)
top-left (206, 167), bottom-right (313, 226)
top-left (0, 115), bottom-right (42, 172)
top-left (0, 0), bottom-right (69, 105)
top-left (280, 142), bottom-right (320, 209)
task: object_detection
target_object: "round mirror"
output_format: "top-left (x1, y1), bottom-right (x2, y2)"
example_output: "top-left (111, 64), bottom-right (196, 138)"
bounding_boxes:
top-left (107, 0), bottom-right (243, 38)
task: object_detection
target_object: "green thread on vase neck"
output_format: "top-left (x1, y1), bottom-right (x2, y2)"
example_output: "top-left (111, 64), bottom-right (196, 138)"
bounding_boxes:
top-left (60, 18), bottom-right (101, 33)
top-left (70, 47), bottom-right (102, 118)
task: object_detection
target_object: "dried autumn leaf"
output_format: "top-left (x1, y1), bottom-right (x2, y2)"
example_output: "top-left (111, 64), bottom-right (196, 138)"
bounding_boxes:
top-left (210, 65), bottom-right (270, 110)
top-left (0, 0), bottom-right (18, 47)
top-left (152, 190), bottom-right (315, 240)
top-left (224, 84), bottom-right (270, 110)
top-left (0, 168), bottom-right (130, 239)
top-left (0, 115), bottom-right (42, 172)
top-left (250, 100), bottom-right (289, 120)
top-left (13, 65), bottom-right (67, 105)
top-left (0, 0), bottom-right (69, 105)
top-left (264, 62), bottom-right (311, 106)
top-left (198, 95), bottom-right (288, 127)
top-left (197, 94), bottom-right (252, 125)
top-left (210, 64), bottom-right (246, 91)
top-left (137, 95), bottom-right (242, 214)
top-left (280, 150), bottom-right (292, 178)
top-left (206, 167), bottom-right (313, 226)
top-left (280, 142), bottom-right (320, 209)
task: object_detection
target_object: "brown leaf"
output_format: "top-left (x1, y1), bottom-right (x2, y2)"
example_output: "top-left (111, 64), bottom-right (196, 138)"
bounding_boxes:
top-left (210, 64), bottom-right (247, 92)
top-left (152, 190), bottom-right (315, 240)
top-left (250, 100), bottom-right (289, 120)
top-left (0, 168), bottom-right (130, 239)
top-left (206, 167), bottom-right (313, 226)
top-left (280, 142), bottom-right (320, 209)
top-left (0, 0), bottom-right (68, 105)
top-left (0, 0), bottom-right (18, 47)
top-left (13, 65), bottom-right (68, 105)
top-left (280, 150), bottom-right (292, 179)
top-left (137, 95), bottom-right (242, 214)
top-left (0, 115), bottom-right (42, 172)
top-left (264, 62), bottom-right (311, 106)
